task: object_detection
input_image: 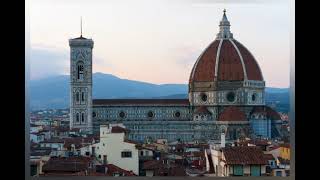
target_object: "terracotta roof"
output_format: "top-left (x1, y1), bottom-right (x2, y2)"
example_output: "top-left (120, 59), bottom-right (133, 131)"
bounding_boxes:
top-left (63, 137), bottom-right (95, 149)
top-left (143, 160), bottom-right (163, 170)
top-left (194, 106), bottom-right (212, 114)
top-left (251, 106), bottom-right (281, 120)
top-left (169, 166), bottom-right (186, 176)
top-left (40, 138), bottom-right (65, 144)
top-left (42, 157), bottom-right (91, 173)
top-left (111, 126), bottom-right (128, 133)
top-left (218, 106), bottom-right (247, 121)
top-left (102, 164), bottom-right (136, 176)
top-left (143, 160), bottom-right (186, 176)
top-left (124, 139), bottom-right (139, 145)
top-left (263, 154), bottom-right (275, 161)
top-left (93, 99), bottom-right (189, 106)
top-left (222, 146), bottom-right (268, 165)
top-left (189, 39), bottom-right (263, 83)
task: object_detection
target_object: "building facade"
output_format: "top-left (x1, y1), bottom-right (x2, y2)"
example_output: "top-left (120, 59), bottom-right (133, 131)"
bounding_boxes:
top-left (69, 10), bottom-right (282, 142)
top-left (69, 36), bottom-right (94, 134)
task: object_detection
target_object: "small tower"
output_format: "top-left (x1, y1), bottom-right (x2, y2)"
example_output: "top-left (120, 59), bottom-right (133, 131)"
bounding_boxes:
top-left (216, 9), bottom-right (233, 39)
top-left (69, 19), bottom-right (94, 134)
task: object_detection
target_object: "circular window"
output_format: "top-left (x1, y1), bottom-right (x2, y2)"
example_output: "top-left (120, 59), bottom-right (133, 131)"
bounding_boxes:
top-left (119, 111), bottom-right (126, 118)
top-left (147, 111), bottom-right (154, 118)
top-left (174, 111), bottom-right (181, 118)
top-left (252, 93), bottom-right (257, 101)
top-left (92, 112), bottom-right (96, 118)
top-left (200, 93), bottom-right (207, 102)
top-left (226, 92), bottom-right (235, 102)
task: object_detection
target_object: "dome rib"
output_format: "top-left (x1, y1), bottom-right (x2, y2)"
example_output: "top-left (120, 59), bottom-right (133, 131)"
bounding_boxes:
top-left (233, 40), bottom-right (264, 81)
top-left (214, 39), bottom-right (224, 80)
top-left (217, 40), bottom-right (245, 81)
top-left (189, 40), bottom-right (220, 82)
top-left (229, 39), bottom-right (248, 80)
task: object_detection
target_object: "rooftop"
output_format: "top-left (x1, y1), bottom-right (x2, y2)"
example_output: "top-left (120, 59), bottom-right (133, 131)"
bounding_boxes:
top-left (222, 146), bottom-right (268, 165)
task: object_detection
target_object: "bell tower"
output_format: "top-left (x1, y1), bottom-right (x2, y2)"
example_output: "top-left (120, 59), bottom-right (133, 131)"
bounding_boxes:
top-left (69, 20), bottom-right (94, 134)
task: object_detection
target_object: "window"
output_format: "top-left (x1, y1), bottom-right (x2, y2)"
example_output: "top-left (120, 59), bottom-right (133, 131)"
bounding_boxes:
top-left (233, 165), bottom-right (244, 176)
top-left (174, 111), bottom-right (181, 118)
top-left (77, 62), bottom-right (84, 80)
top-left (121, 151), bottom-right (132, 158)
top-left (252, 93), bottom-right (257, 102)
top-left (226, 92), bottom-right (235, 102)
top-left (76, 92), bottom-right (80, 102)
top-left (147, 111), bottom-right (154, 118)
top-left (76, 113), bottom-right (80, 123)
top-left (119, 111), bottom-right (126, 118)
top-left (81, 113), bottom-right (85, 123)
top-left (81, 92), bottom-right (85, 101)
top-left (200, 93), bottom-right (207, 102)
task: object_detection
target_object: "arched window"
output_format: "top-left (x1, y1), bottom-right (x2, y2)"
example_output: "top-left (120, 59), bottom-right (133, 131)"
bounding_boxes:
top-left (81, 113), bottom-right (85, 123)
top-left (77, 62), bottom-right (84, 80)
top-left (76, 92), bottom-right (80, 102)
top-left (81, 92), bottom-right (85, 102)
top-left (76, 113), bottom-right (80, 123)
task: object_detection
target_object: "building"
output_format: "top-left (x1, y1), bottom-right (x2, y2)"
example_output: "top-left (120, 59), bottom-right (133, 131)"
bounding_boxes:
top-left (80, 124), bottom-right (140, 175)
top-left (69, 10), bottom-right (282, 142)
top-left (216, 146), bottom-right (268, 176)
top-left (30, 148), bottom-right (52, 176)
top-left (266, 143), bottom-right (290, 161)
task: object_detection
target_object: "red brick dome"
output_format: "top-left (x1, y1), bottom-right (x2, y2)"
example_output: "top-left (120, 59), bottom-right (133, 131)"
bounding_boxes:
top-left (189, 10), bottom-right (263, 83)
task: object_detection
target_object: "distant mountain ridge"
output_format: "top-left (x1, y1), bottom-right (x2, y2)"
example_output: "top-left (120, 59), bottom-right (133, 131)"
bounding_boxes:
top-left (29, 73), bottom-right (289, 112)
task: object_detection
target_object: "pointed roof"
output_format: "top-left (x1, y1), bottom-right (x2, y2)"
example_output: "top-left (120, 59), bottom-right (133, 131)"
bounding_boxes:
top-left (216, 9), bottom-right (233, 39)
top-left (218, 106), bottom-right (247, 121)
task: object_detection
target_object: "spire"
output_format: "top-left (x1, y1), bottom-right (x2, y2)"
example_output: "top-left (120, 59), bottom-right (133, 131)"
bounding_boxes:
top-left (80, 16), bottom-right (83, 38)
top-left (216, 9), bottom-right (233, 39)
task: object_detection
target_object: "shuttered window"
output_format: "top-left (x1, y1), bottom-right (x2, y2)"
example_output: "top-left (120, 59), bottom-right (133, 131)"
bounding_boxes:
top-left (250, 165), bottom-right (261, 176)
top-left (233, 165), bottom-right (243, 176)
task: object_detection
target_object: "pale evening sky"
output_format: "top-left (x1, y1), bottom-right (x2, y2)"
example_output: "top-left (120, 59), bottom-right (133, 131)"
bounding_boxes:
top-left (30, 0), bottom-right (290, 88)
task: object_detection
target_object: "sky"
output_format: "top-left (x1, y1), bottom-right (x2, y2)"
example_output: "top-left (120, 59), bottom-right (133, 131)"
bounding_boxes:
top-left (29, 0), bottom-right (291, 88)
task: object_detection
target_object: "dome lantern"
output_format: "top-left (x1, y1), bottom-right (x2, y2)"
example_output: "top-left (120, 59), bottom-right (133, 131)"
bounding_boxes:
top-left (216, 9), bottom-right (233, 39)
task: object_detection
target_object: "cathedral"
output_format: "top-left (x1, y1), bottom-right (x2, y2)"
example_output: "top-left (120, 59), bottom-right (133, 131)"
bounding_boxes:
top-left (68, 10), bottom-right (282, 143)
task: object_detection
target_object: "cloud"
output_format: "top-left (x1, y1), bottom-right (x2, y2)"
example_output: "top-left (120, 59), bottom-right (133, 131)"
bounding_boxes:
top-left (30, 44), bottom-right (114, 80)
top-left (30, 45), bottom-right (69, 80)
top-left (172, 45), bottom-right (202, 68)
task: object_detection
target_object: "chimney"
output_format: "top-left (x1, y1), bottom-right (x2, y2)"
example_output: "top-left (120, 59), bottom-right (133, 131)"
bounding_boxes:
top-left (221, 133), bottom-right (225, 148)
